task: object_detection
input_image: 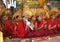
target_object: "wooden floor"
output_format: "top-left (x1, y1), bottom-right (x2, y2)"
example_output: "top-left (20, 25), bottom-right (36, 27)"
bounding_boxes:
top-left (4, 35), bottom-right (60, 42)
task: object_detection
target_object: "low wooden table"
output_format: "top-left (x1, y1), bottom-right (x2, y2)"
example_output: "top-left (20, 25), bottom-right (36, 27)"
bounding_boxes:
top-left (4, 35), bottom-right (60, 42)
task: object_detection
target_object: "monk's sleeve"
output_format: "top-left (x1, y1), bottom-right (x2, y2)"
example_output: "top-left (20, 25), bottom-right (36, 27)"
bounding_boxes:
top-left (17, 22), bottom-right (25, 38)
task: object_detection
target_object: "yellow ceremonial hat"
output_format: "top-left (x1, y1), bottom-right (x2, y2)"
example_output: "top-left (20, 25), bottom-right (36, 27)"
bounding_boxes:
top-left (36, 8), bottom-right (45, 16)
top-left (51, 7), bottom-right (59, 12)
top-left (13, 9), bottom-right (22, 20)
top-left (23, 10), bottom-right (32, 18)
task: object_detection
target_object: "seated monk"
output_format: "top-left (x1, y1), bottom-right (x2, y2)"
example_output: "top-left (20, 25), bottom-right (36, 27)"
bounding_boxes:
top-left (1, 14), bottom-right (12, 37)
top-left (47, 13), bottom-right (58, 36)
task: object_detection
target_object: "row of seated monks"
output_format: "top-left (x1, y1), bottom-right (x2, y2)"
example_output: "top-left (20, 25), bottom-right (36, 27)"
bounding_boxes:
top-left (0, 11), bottom-right (60, 38)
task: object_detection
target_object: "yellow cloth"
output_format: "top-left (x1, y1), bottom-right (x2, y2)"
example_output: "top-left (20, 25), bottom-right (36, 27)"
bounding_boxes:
top-left (23, 10), bottom-right (32, 18)
top-left (46, 12), bottom-right (50, 19)
top-left (0, 31), bottom-right (3, 42)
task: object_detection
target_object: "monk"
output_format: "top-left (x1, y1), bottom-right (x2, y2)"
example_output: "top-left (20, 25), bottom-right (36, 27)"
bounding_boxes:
top-left (16, 21), bottom-right (25, 38)
top-left (34, 12), bottom-right (48, 37)
top-left (12, 16), bottom-right (21, 36)
top-left (30, 16), bottom-right (36, 25)
top-left (47, 13), bottom-right (58, 36)
top-left (1, 14), bottom-right (12, 37)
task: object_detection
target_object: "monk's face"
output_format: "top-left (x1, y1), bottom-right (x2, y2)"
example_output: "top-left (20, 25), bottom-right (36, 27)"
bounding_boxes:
top-left (42, 12), bottom-right (46, 19)
top-left (51, 15), bottom-right (56, 19)
top-left (3, 15), bottom-right (8, 21)
top-left (37, 16), bottom-right (42, 21)
top-left (17, 16), bottom-right (21, 21)
top-left (43, 15), bottom-right (46, 19)
top-left (32, 16), bottom-right (36, 21)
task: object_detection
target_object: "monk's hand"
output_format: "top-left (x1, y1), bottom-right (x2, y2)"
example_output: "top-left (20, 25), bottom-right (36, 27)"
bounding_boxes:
top-left (14, 26), bottom-right (17, 30)
top-left (43, 21), bottom-right (47, 25)
top-left (36, 28), bottom-right (40, 31)
top-left (25, 26), bottom-right (28, 31)
top-left (51, 25), bottom-right (56, 29)
top-left (49, 25), bottom-right (56, 30)
top-left (25, 28), bottom-right (28, 31)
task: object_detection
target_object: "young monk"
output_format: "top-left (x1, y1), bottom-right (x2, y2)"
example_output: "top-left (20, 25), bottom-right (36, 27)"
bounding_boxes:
top-left (42, 12), bottom-right (48, 36)
top-left (16, 16), bottom-right (25, 38)
top-left (30, 16), bottom-right (36, 25)
top-left (34, 14), bottom-right (47, 37)
top-left (47, 12), bottom-right (58, 36)
top-left (1, 14), bottom-right (12, 37)
top-left (33, 12), bottom-right (48, 36)
top-left (12, 16), bottom-right (21, 37)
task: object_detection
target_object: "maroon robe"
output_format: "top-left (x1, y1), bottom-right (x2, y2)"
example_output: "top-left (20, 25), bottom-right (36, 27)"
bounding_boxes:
top-left (25, 20), bottom-right (47, 38)
top-left (12, 21), bottom-right (26, 38)
top-left (47, 19), bottom-right (58, 36)
top-left (3, 20), bottom-right (12, 37)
